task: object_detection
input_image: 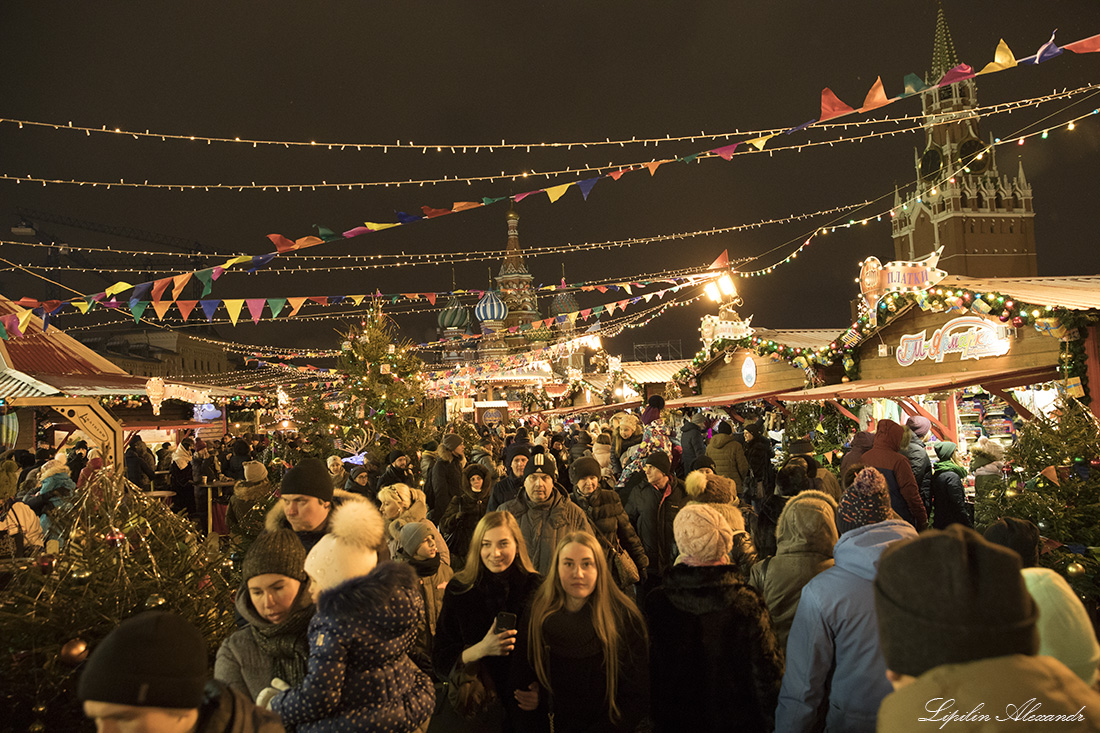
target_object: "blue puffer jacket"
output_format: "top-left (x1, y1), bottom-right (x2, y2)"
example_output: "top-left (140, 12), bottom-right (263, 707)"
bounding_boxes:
top-left (775, 519), bottom-right (918, 733)
top-left (270, 562), bottom-right (434, 732)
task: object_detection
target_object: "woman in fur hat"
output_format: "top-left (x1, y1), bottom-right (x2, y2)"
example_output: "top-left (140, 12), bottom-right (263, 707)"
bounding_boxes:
top-left (261, 501), bottom-right (434, 732)
top-left (326, 455), bottom-right (349, 492)
top-left (516, 531), bottom-right (649, 732)
top-left (569, 457), bottom-right (648, 590)
top-left (440, 463), bottom-right (492, 572)
top-left (378, 483), bottom-right (450, 566)
top-left (215, 528), bottom-right (315, 699)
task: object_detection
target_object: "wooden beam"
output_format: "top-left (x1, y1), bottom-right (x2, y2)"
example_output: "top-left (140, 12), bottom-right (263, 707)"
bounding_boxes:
top-left (895, 396), bottom-right (956, 444)
top-left (765, 398), bottom-right (790, 417)
top-left (988, 387), bottom-right (1034, 422)
top-left (826, 399), bottom-right (861, 424)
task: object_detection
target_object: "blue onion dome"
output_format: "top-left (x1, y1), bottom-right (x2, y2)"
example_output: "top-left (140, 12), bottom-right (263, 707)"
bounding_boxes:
top-left (437, 296), bottom-right (470, 330)
top-left (525, 325), bottom-right (554, 342)
top-left (475, 289), bottom-right (508, 322)
top-left (550, 289), bottom-right (579, 317)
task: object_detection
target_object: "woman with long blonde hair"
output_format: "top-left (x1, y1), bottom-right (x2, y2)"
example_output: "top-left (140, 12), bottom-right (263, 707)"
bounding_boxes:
top-left (518, 531), bottom-right (649, 732)
top-left (433, 511), bottom-right (541, 731)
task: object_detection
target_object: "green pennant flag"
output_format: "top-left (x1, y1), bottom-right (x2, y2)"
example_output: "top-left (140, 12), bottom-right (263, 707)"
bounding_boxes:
top-left (314, 225), bottom-right (342, 242)
top-left (682, 153), bottom-right (701, 164)
top-left (130, 300), bottom-right (150, 322)
top-left (268, 298), bottom-right (287, 318)
top-left (0, 319), bottom-right (7, 340)
top-left (194, 268), bottom-right (216, 297)
top-left (391, 295), bottom-right (400, 303)
top-left (481, 196), bottom-right (508, 206)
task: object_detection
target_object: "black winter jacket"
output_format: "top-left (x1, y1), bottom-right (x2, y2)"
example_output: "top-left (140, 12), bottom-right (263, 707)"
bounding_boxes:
top-left (571, 485), bottom-right (649, 574)
top-left (440, 482), bottom-right (491, 571)
top-left (647, 564), bottom-right (783, 732)
top-left (930, 467), bottom-right (971, 529)
top-left (625, 477), bottom-right (686, 577)
top-left (904, 435), bottom-right (934, 514)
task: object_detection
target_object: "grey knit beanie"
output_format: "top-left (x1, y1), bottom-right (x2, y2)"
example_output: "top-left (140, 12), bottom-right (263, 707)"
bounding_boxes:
top-left (241, 528), bottom-right (308, 583)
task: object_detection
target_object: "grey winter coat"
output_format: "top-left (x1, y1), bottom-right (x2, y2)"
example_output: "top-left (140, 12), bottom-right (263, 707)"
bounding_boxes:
top-left (499, 490), bottom-right (593, 575)
top-left (775, 519), bottom-right (919, 733)
top-left (679, 421), bottom-right (707, 477)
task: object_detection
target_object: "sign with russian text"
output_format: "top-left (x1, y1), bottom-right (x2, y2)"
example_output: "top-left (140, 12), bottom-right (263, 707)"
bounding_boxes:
top-left (860, 248), bottom-right (947, 327)
top-left (896, 316), bottom-right (1011, 367)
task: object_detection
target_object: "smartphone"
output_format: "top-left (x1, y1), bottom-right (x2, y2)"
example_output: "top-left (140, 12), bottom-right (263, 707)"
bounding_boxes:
top-left (495, 611), bottom-right (517, 632)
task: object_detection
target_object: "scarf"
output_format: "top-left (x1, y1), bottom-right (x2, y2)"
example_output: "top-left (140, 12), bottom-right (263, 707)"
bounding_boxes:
top-left (249, 598), bottom-right (314, 688)
top-left (934, 460), bottom-right (968, 480)
top-left (406, 552), bottom-right (443, 578)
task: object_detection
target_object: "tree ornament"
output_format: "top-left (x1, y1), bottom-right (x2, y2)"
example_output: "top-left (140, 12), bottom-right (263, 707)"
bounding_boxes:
top-left (28, 721), bottom-right (45, 733)
top-left (1038, 520), bottom-right (1049, 531)
top-left (144, 593), bottom-right (167, 610)
top-left (103, 530), bottom-right (126, 548)
top-left (59, 639), bottom-right (89, 666)
top-left (999, 310), bottom-right (1011, 323)
top-left (1011, 316), bottom-right (1025, 328)
top-left (36, 553), bottom-right (57, 575)
top-left (1067, 561), bottom-right (1086, 577)
top-left (387, 344), bottom-right (396, 354)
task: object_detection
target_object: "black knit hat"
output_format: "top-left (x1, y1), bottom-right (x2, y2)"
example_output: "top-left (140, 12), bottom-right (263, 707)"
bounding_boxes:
top-left (717, 422), bottom-right (733, 435)
top-left (523, 451), bottom-right (557, 480)
top-left (569, 456), bottom-right (602, 485)
top-left (690, 455), bottom-right (716, 473)
top-left (280, 457), bottom-right (334, 502)
top-left (744, 421), bottom-right (765, 438)
top-left (78, 611), bottom-right (207, 708)
top-left (241, 528), bottom-right (307, 583)
top-left (875, 525), bottom-right (1038, 677)
top-left (644, 451), bottom-right (672, 476)
top-left (386, 449), bottom-right (406, 465)
top-left (982, 516), bottom-right (1041, 568)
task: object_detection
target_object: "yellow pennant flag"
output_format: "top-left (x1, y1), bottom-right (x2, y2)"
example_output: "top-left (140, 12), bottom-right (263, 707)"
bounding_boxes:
top-left (365, 222), bottom-right (400, 232)
top-left (978, 39), bottom-right (1017, 75)
top-left (222, 255), bottom-right (253, 268)
top-left (545, 183), bottom-right (572, 203)
top-left (16, 307), bottom-right (34, 332)
top-left (745, 134), bottom-right (777, 151)
top-left (104, 281), bottom-right (133, 297)
top-left (152, 300), bottom-right (173, 320)
top-left (350, 295), bottom-right (366, 306)
top-left (816, 423), bottom-right (826, 434)
top-left (72, 300), bottom-right (92, 314)
top-left (223, 299), bottom-right (245, 326)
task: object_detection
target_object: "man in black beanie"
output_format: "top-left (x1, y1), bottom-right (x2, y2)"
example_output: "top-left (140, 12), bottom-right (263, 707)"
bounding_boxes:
top-left (625, 451), bottom-right (686, 579)
top-left (376, 450), bottom-right (412, 493)
top-left (80, 611), bottom-right (283, 732)
top-left (875, 525), bottom-right (1100, 730)
top-left (267, 456), bottom-right (365, 554)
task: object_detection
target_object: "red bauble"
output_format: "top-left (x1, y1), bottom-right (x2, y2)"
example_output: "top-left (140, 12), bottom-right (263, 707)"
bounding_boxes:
top-left (36, 554), bottom-right (57, 575)
top-left (1011, 316), bottom-right (1025, 328)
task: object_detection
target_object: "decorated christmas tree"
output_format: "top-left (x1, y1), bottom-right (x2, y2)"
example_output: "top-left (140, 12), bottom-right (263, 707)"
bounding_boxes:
top-left (783, 400), bottom-right (858, 477)
top-left (975, 397), bottom-right (1100, 605)
top-left (301, 302), bottom-right (435, 465)
top-left (0, 468), bottom-right (236, 731)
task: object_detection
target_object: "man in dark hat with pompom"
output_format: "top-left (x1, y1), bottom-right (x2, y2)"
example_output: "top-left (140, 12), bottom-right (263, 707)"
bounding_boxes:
top-left (80, 610), bottom-right (283, 732)
top-left (875, 525), bottom-right (1100, 729)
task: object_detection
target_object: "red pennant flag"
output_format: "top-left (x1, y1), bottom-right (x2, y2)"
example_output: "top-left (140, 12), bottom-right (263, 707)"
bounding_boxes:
top-left (596, 286), bottom-right (608, 293)
top-left (819, 87), bottom-right (855, 121)
top-left (712, 143), bottom-right (739, 161)
top-left (580, 308), bottom-right (592, 319)
top-left (709, 250), bottom-right (730, 269)
top-left (426, 293), bottom-right (437, 306)
top-left (267, 233), bottom-right (298, 252)
top-left (151, 277), bottom-right (172, 302)
top-left (308, 296), bottom-right (328, 306)
top-left (176, 300), bottom-right (198, 321)
top-left (421, 206), bottom-right (451, 218)
top-left (1066, 33), bottom-right (1100, 54)
top-left (608, 169), bottom-right (630, 181)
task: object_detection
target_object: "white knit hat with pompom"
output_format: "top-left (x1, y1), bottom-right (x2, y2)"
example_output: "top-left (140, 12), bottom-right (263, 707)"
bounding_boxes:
top-left (304, 500), bottom-right (385, 592)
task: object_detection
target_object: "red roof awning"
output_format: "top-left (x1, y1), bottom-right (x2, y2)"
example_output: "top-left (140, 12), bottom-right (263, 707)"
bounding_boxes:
top-left (776, 365), bottom-right (1059, 402)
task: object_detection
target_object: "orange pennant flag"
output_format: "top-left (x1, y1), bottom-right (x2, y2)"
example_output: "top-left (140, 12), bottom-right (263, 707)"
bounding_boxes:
top-left (176, 300), bottom-right (198, 321)
top-left (859, 76), bottom-right (891, 111)
top-left (293, 236), bottom-right (325, 251)
top-left (267, 234), bottom-right (298, 252)
top-left (172, 273), bottom-right (192, 300)
top-left (287, 297), bottom-right (308, 316)
top-left (819, 87), bottom-right (855, 121)
top-left (645, 160), bottom-right (670, 176)
top-left (151, 277), bottom-right (173, 302)
top-left (152, 300), bottom-right (174, 320)
top-left (608, 169), bottom-right (630, 181)
top-left (452, 201), bottom-right (482, 212)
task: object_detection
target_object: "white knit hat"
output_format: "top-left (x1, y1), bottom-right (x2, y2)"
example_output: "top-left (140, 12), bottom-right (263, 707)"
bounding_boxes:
top-left (674, 503), bottom-right (733, 564)
top-left (304, 500), bottom-right (385, 592)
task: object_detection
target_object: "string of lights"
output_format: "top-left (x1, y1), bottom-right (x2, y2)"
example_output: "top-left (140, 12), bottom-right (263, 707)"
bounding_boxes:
top-left (2, 86), bottom-right (1093, 192)
top-left (0, 85), bottom-right (1090, 153)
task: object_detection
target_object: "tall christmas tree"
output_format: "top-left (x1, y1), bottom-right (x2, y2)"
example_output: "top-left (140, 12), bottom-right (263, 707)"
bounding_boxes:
top-left (975, 397), bottom-right (1100, 605)
top-left (300, 302), bottom-right (436, 464)
top-left (784, 400), bottom-right (858, 478)
top-left (0, 468), bottom-right (236, 731)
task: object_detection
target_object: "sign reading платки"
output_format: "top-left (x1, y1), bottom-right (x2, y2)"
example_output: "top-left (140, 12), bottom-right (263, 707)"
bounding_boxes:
top-left (896, 316), bottom-right (1012, 367)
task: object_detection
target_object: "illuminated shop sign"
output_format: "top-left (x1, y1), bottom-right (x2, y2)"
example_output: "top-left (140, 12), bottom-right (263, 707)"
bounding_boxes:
top-left (896, 316), bottom-right (1011, 367)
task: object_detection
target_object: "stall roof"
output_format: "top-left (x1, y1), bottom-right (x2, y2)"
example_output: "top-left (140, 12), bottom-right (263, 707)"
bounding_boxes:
top-left (0, 367), bottom-right (61, 399)
top-left (473, 365), bottom-right (553, 384)
top-left (541, 400), bottom-right (643, 418)
top-left (750, 328), bottom-right (845, 350)
top-left (940, 275), bottom-right (1100, 311)
top-left (665, 385), bottom-right (792, 409)
top-left (623, 360), bottom-right (691, 384)
top-left (775, 364), bottom-right (1060, 402)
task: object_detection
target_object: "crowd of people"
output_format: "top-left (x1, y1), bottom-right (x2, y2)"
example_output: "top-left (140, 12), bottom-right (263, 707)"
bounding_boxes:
top-left (5, 398), bottom-right (1100, 732)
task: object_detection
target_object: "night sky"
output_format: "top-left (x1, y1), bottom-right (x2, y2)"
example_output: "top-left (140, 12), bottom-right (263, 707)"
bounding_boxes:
top-left (2, 2), bottom-right (1098, 367)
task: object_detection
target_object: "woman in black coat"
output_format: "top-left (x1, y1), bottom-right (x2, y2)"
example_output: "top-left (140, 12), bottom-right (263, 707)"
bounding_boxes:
top-left (433, 511), bottom-right (542, 731)
top-left (440, 463), bottom-right (493, 572)
top-left (930, 441), bottom-right (972, 529)
top-left (568, 457), bottom-right (648, 588)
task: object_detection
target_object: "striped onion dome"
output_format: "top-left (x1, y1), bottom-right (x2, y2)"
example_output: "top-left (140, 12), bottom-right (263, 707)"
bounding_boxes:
top-left (549, 290), bottom-right (579, 317)
top-left (437, 296), bottom-right (470, 330)
top-left (475, 289), bottom-right (508, 322)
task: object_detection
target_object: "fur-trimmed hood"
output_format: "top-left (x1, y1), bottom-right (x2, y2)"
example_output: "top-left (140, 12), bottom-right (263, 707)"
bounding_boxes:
top-left (318, 560), bottom-right (421, 633)
top-left (386, 489), bottom-right (429, 541)
top-left (233, 477), bottom-right (273, 504)
top-left (775, 489), bottom-right (838, 555)
top-left (264, 487), bottom-right (364, 532)
top-left (39, 459), bottom-right (71, 482)
top-left (659, 562), bottom-right (760, 615)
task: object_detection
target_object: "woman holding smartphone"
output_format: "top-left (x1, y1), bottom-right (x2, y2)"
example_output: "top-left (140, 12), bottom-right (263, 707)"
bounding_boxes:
top-left (434, 510), bottom-right (542, 731)
top-left (517, 531), bottom-right (649, 732)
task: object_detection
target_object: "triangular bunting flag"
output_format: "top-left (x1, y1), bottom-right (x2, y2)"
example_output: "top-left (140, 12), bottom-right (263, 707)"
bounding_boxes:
top-left (859, 76), bottom-right (891, 111)
top-left (481, 196), bottom-right (508, 206)
top-left (365, 221), bottom-right (401, 232)
top-left (979, 39), bottom-right (1017, 75)
top-left (426, 293), bottom-right (437, 306)
top-left (1066, 33), bottom-right (1100, 54)
top-left (315, 225), bottom-right (342, 241)
top-left (938, 63), bottom-right (974, 85)
top-left (172, 273), bottom-right (192, 300)
top-left (621, 284), bottom-right (632, 295)
top-left (350, 295), bottom-right (366, 305)
top-left (644, 293), bottom-right (653, 302)
top-left (1, 314), bottom-right (20, 338)
top-left (395, 211), bottom-right (422, 224)
top-left (293, 236), bottom-right (324, 250)
top-left (287, 297), bottom-right (308, 316)
top-left (72, 300), bottom-right (92, 314)
top-left (224, 299), bottom-right (245, 326)
top-left (608, 169), bottom-right (630, 181)
top-left (104, 281), bottom-right (133, 297)
top-left (308, 296), bottom-right (328, 306)
top-left (709, 250), bottom-right (730, 269)
top-left (268, 298), bottom-right (287, 318)
top-left (212, 266), bottom-right (226, 281)
top-left (514, 190), bottom-right (541, 203)
top-left (152, 300), bottom-right (173, 320)
top-left (645, 160), bottom-right (668, 176)
top-left (452, 201), bottom-right (482, 212)
top-left (16, 308), bottom-right (33, 333)
top-left (580, 308), bottom-right (592, 319)
top-left (200, 300), bottom-right (220, 322)
top-left (819, 87), bottom-right (855, 121)
top-left (222, 255), bottom-right (252, 268)
top-left (151, 277), bottom-right (172, 302)
top-left (1023, 31), bottom-right (1062, 65)
top-left (0, 318), bottom-right (7, 340)
top-left (248, 254), bottom-right (277, 273)
top-left (267, 233), bottom-right (298, 252)
top-left (545, 183), bottom-right (572, 203)
top-left (193, 269), bottom-right (216, 297)
top-left (902, 73), bottom-right (929, 95)
top-left (343, 226), bottom-right (371, 238)
top-left (421, 206), bottom-right (451, 218)
top-left (176, 300), bottom-right (198, 321)
top-left (129, 300), bottom-right (150, 323)
top-left (246, 298), bottom-right (266, 324)
top-left (745, 134), bottom-right (776, 151)
top-left (712, 143), bottom-right (739, 161)
top-left (132, 282), bottom-right (153, 302)
top-left (606, 302), bottom-right (617, 316)
top-left (577, 178), bottom-right (599, 200)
